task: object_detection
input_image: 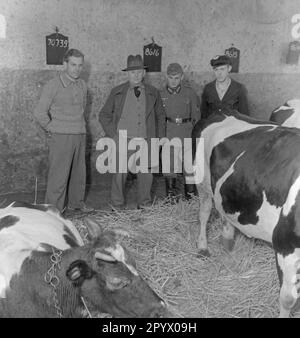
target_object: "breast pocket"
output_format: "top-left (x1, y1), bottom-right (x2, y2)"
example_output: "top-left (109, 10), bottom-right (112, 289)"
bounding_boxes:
top-left (207, 97), bottom-right (216, 105)
top-left (227, 98), bottom-right (238, 108)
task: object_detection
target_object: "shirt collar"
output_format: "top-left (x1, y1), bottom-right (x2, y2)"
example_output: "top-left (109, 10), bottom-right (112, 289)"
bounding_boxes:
top-left (215, 78), bottom-right (231, 90)
top-left (129, 82), bottom-right (145, 90)
top-left (60, 72), bottom-right (79, 88)
top-left (167, 84), bottom-right (181, 94)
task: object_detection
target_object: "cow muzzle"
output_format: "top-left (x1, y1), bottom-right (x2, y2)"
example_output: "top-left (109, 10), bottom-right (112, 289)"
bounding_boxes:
top-left (144, 301), bottom-right (169, 318)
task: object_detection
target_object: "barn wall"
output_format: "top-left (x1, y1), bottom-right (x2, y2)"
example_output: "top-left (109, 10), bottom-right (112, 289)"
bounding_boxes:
top-left (0, 0), bottom-right (300, 194)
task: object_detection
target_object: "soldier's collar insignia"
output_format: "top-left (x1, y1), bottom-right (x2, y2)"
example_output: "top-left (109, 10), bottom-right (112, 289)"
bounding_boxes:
top-left (167, 85), bottom-right (181, 94)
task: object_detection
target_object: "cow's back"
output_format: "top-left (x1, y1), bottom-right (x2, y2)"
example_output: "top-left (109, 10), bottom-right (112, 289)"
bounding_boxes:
top-left (0, 202), bottom-right (84, 297)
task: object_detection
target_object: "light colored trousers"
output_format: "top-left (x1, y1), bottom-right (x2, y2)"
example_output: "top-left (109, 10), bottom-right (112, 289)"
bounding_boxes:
top-left (45, 134), bottom-right (86, 212)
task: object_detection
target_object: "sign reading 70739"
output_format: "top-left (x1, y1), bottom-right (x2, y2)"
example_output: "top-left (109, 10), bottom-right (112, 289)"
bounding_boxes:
top-left (47, 37), bottom-right (69, 48)
top-left (46, 32), bottom-right (69, 65)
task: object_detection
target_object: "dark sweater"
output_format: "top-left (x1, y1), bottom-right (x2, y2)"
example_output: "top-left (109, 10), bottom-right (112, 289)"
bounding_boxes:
top-left (201, 79), bottom-right (249, 119)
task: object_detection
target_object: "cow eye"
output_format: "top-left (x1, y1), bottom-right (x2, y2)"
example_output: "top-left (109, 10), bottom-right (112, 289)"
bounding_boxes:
top-left (112, 277), bottom-right (128, 287)
top-left (97, 260), bottom-right (117, 268)
top-left (106, 276), bottom-right (130, 290)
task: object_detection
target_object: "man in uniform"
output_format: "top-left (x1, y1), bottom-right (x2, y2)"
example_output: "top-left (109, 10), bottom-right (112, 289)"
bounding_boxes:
top-left (99, 54), bottom-right (165, 210)
top-left (160, 63), bottom-right (200, 200)
top-left (201, 54), bottom-right (249, 119)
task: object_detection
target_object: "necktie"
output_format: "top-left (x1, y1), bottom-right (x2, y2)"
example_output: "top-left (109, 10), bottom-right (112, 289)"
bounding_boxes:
top-left (134, 86), bottom-right (141, 98)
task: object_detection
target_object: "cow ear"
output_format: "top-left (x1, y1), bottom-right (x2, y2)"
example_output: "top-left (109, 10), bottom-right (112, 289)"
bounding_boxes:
top-left (66, 260), bottom-right (93, 286)
top-left (83, 217), bottom-right (102, 239)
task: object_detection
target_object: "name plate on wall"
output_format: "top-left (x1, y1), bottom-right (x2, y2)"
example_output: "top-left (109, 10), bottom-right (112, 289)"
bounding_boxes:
top-left (46, 33), bottom-right (69, 65)
top-left (143, 43), bottom-right (162, 72)
top-left (225, 46), bottom-right (240, 73)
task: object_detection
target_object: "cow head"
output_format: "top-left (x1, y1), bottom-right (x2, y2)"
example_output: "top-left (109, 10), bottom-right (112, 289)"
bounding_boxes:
top-left (60, 218), bottom-right (168, 318)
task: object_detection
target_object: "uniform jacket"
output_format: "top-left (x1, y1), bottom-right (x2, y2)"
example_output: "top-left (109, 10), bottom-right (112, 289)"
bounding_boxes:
top-left (99, 81), bottom-right (166, 139)
top-left (201, 79), bottom-right (249, 119)
top-left (160, 84), bottom-right (200, 140)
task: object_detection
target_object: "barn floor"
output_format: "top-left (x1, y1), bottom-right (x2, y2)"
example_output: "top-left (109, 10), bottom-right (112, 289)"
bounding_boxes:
top-left (3, 174), bottom-right (300, 318)
top-left (0, 173), bottom-right (176, 211)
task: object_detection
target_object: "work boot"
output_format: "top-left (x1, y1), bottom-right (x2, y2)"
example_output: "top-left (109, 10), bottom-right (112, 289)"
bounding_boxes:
top-left (185, 184), bottom-right (197, 200)
top-left (165, 177), bottom-right (177, 200)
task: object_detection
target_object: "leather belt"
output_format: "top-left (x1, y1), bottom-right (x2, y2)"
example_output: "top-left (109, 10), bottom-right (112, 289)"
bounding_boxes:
top-left (166, 117), bottom-right (192, 125)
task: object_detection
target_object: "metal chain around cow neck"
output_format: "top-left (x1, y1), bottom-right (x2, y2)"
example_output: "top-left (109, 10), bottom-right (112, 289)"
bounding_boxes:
top-left (44, 246), bottom-right (94, 318)
top-left (44, 247), bottom-right (64, 318)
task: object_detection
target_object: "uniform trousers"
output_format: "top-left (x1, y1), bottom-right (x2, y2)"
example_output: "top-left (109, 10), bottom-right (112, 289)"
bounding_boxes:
top-left (162, 140), bottom-right (194, 183)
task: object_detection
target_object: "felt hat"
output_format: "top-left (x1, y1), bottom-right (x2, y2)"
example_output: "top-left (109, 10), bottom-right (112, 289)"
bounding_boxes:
top-left (122, 54), bottom-right (147, 71)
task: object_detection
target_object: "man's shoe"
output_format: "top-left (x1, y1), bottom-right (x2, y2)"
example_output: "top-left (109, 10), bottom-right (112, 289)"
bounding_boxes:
top-left (111, 204), bottom-right (126, 212)
top-left (184, 184), bottom-right (197, 200)
top-left (68, 203), bottom-right (94, 212)
top-left (165, 177), bottom-right (177, 198)
top-left (137, 201), bottom-right (153, 210)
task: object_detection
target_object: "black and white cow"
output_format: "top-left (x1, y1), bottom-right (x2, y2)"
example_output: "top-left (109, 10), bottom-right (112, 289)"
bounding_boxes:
top-left (192, 110), bottom-right (300, 318)
top-left (0, 201), bottom-right (167, 318)
top-left (270, 99), bottom-right (300, 128)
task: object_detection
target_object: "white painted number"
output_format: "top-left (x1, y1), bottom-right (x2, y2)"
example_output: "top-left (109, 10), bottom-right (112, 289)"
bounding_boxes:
top-left (47, 38), bottom-right (68, 48)
top-left (0, 14), bottom-right (6, 39)
top-left (291, 14), bottom-right (300, 40)
top-left (145, 48), bottom-right (160, 57)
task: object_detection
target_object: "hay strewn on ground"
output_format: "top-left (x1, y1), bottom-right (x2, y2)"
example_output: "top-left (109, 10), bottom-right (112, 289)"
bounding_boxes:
top-left (72, 197), bottom-right (282, 318)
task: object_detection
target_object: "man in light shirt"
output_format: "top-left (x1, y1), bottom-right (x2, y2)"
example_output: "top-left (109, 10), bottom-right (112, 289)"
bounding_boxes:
top-left (34, 48), bottom-right (93, 213)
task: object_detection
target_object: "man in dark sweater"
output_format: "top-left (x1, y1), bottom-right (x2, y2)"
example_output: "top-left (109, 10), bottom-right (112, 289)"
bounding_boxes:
top-left (201, 55), bottom-right (249, 119)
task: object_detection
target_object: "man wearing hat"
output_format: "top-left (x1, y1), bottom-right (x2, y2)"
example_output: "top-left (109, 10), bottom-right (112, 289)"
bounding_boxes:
top-left (201, 54), bottom-right (249, 119)
top-left (99, 54), bottom-right (165, 210)
top-left (160, 63), bottom-right (200, 200)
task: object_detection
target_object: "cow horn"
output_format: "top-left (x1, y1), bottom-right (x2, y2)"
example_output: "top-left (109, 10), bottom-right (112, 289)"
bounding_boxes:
top-left (95, 251), bottom-right (116, 262)
top-left (84, 217), bottom-right (102, 239)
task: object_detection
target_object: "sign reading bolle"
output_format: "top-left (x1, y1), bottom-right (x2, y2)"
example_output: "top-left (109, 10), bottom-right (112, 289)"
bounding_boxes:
top-left (224, 45), bottom-right (240, 73)
top-left (46, 28), bottom-right (69, 65)
top-left (143, 39), bottom-right (162, 72)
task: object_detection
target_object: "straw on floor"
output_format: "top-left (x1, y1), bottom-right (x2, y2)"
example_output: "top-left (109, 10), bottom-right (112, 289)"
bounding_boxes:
top-left (71, 197), bottom-right (284, 318)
